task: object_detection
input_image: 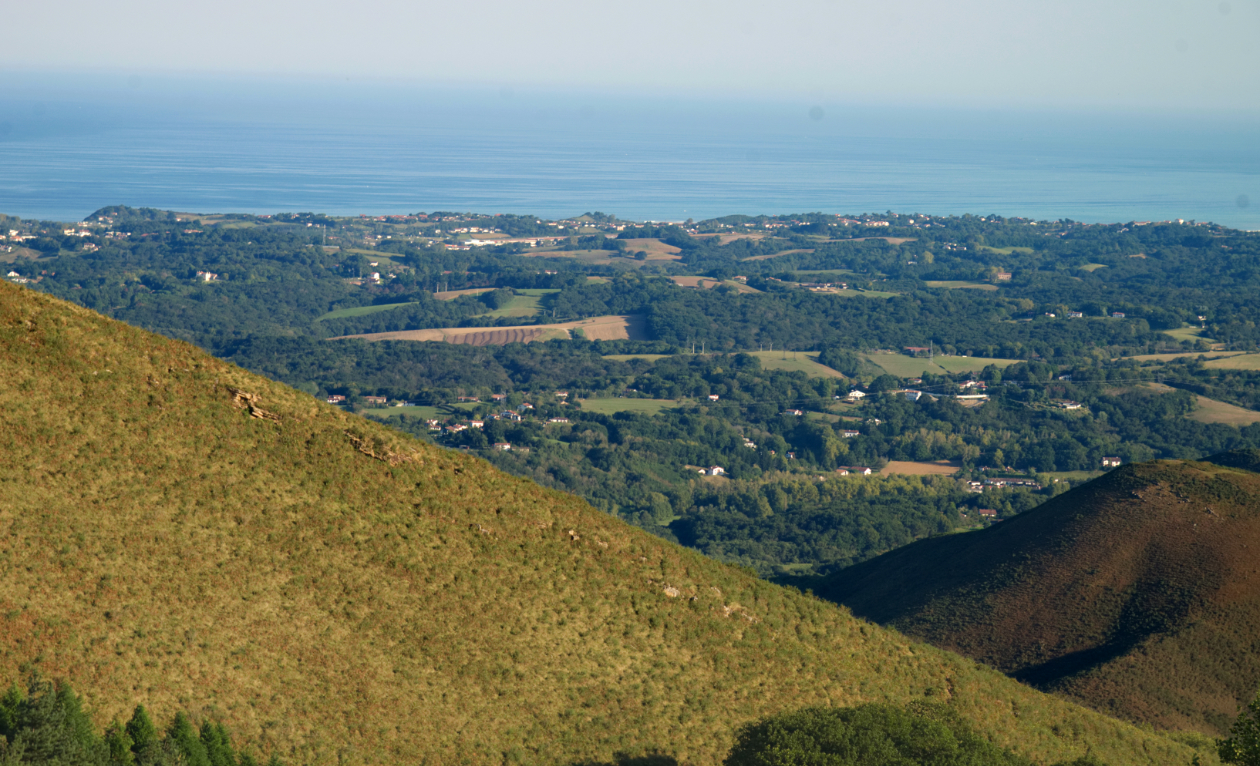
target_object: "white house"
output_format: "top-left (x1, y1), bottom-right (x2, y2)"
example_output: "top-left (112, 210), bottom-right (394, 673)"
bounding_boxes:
top-left (708, 466), bottom-right (726, 476)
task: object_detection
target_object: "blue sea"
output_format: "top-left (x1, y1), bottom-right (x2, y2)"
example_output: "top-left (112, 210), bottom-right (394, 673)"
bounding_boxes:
top-left (2, 74), bottom-right (1258, 228)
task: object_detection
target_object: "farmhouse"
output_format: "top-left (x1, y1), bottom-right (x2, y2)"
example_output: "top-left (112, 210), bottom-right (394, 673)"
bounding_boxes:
top-left (363, 396), bottom-right (387, 405)
top-left (841, 430), bottom-right (860, 438)
top-left (708, 466), bottom-right (726, 476)
top-left (326, 395), bottom-right (346, 404)
top-left (1102, 456), bottom-right (1122, 468)
top-left (492, 443), bottom-right (512, 451)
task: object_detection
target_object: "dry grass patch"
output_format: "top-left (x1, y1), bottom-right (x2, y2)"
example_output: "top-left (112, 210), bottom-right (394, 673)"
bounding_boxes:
top-left (618, 238), bottom-right (683, 260)
top-left (434, 287), bottom-right (495, 300)
top-left (670, 277), bottom-right (760, 293)
top-left (883, 460), bottom-right (962, 476)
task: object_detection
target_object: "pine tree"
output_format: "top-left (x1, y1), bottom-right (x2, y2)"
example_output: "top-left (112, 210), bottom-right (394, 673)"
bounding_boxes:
top-left (10, 676), bottom-right (107, 765)
top-left (0, 684), bottom-right (22, 743)
top-left (200, 721), bottom-right (237, 766)
top-left (167, 712), bottom-right (212, 766)
top-left (104, 720), bottom-right (136, 766)
top-left (125, 705), bottom-right (157, 756)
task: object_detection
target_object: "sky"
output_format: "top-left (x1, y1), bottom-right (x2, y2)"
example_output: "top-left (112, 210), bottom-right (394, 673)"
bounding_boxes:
top-left (6, 0), bottom-right (1259, 112)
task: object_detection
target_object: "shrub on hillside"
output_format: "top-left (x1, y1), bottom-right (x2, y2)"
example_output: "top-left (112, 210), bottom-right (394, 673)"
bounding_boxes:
top-left (1220, 692), bottom-right (1260, 766)
top-left (723, 702), bottom-right (1032, 766)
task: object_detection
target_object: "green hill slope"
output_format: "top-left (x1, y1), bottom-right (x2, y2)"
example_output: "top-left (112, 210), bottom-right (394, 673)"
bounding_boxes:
top-left (816, 455), bottom-right (1260, 736)
top-left (0, 281), bottom-right (1200, 765)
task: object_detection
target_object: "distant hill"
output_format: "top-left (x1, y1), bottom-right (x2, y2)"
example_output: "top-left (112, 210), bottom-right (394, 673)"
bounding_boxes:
top-left (816, 455), bottom-right (1260, 735)
top-left (0, 280), bottom-right (1202, 765)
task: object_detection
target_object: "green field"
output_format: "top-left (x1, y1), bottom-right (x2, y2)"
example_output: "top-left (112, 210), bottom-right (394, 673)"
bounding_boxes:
top-left (1188, 396), bottom-right (1260, 426)
top-left (1161, 325), bottom-right (1217, 344)
top-left (600, 351), bottom-right (846, 380)
top-left (317, 301), bottom-right (419, 321)
top-left (979, 246), bottom-right (1034, 255)
top-left (1040, 470), bottom-right (1106, 483)
top-left (863, 353), bottom-right (1018, 378)
top-left (363, 405), bottom-right (442, 419)
top-left (479, 289), bottom-right (558, 318)
top-left (834, 288), bottom-right (899, 298)
top-left (747, 351), bottom-right (847, 378)
top-left (577, 398), bottom-right (678, 415)
top-left (1205, 353), bottom-right (1260, 370)
top-left (924, 280), bottom-right (998, 291)
top-left (1079, 263), bottom-right (1108, 272)
top-left (603, 354), bottom-right (671, 363)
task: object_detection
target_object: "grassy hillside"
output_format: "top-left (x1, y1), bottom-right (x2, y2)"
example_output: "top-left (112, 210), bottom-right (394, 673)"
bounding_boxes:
top-left (816, 455), bottom-right (1260, 736)
top-left (0, 281), bottom-right (1204, 765)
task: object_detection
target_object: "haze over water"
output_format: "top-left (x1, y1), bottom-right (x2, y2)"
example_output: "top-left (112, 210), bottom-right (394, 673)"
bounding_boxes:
top-left (2, 77), bottom-right (1257, 228)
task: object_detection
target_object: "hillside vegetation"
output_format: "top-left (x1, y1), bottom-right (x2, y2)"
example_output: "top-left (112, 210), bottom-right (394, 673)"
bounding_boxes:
top-left (0, 281), bottom-right (1207, 764)
top-left (816, 454), bottom-right (1260, 736)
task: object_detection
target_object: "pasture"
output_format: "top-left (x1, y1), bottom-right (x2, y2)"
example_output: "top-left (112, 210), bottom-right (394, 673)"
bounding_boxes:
top-left (863, 353), bottom-right (1018, 378)
top-left (434, 287), bottom-right (495, 300)
top-left (882, 460), bottom-right (961, 476)
top-left (618, 238), bottom-right (683, 260)
top-left (1161, 325), bottom-right (1216, 344)
top-left (1205, 353), bottom-right (1260, 370)
top-left (578, 398), bottom-right (677, 415)
top-left (1188, 396), bottom-right (1260, 426)
top-left (1142, 382), bottom-right (1260, 426)
top-left (747, 351), bottom-right (847, 379)
top-left (924, 280), bottom-right (998, 291)
top-left (317, 301), bottom-right (419, 321)
top-left (362, 405), bottom-right (443, 419)
top-left (978, 245), bottom-right (1034, 255)
top-left (743, 248), bottom-right (815, 261)
top-left (480, 289), bottom-right (558, 318)
top-left (670, 276), bottom-right (760, 293)
top-left (1124, 351), bottom-right (1243, 364)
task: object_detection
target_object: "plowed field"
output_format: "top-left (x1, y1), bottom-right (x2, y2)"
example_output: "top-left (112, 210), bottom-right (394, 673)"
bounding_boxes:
top-left (329, 315), bottom-right (646, 345)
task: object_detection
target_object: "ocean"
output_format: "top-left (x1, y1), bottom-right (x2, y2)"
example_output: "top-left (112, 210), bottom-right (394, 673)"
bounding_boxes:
top-left (2, 75), bottom-right (1257, 228)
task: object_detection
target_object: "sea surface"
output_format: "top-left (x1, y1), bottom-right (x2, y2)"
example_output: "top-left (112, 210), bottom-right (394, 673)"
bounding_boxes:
top-left (2, 75), bottom-right (1258, 228)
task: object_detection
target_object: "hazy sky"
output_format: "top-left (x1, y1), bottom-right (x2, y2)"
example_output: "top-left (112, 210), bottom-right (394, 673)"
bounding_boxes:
top-left (6, 0), bottom-right (1259, 111)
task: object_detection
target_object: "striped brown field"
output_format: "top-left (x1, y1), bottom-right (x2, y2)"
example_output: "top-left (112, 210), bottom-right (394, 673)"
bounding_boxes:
top-left (328, 315), bottom-right (646, 345)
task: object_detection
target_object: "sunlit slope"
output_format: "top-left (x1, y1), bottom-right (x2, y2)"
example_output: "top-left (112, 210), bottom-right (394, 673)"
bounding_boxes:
top-left (0, 281), bottom-right (1198, 765)
top-left (818, 456), bottom-right (1260, 735)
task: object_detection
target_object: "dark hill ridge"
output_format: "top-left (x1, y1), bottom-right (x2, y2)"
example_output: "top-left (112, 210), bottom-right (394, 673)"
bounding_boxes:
top-left (0, 281), bottom-right (1198, 765)
top-left (816, 454), bottom-right (1260, 735)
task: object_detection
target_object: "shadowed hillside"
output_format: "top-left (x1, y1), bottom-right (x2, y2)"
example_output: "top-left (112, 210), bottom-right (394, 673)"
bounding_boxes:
top-left (0, 281), bottom-right (1203, 765)
top-left (816, 454), bottom-right (1260, 736)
